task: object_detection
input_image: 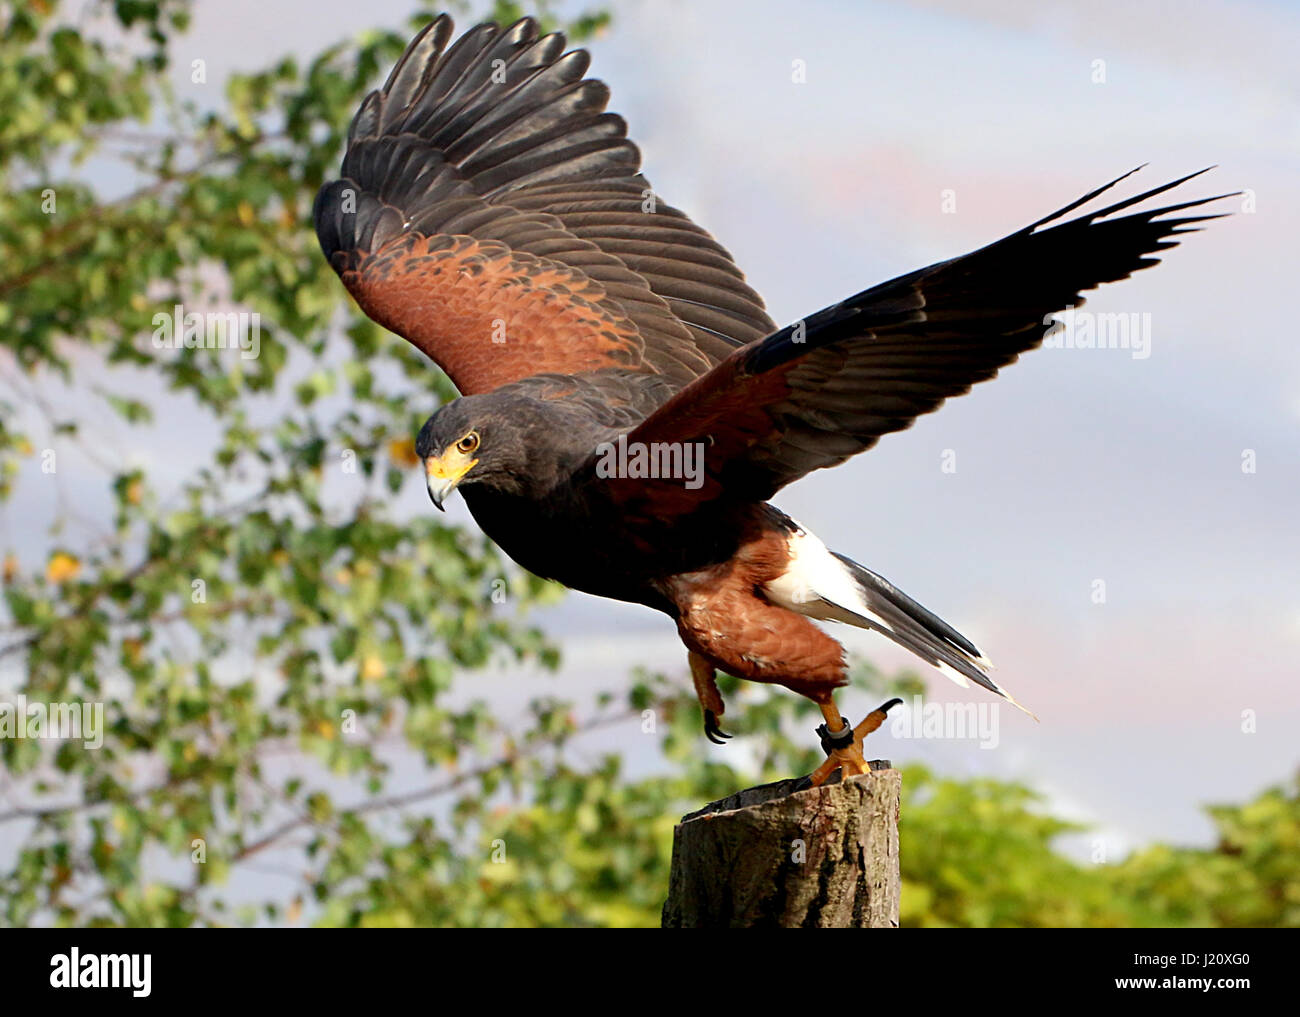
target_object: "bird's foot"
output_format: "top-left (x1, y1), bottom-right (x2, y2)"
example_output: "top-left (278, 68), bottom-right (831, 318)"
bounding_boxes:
top-left (808, 720), bottom-right (868, 786)
top-left (703, 709), bottom-right (732, 745)
top-left (805, 698), bottom-right (902, 787)
top-left (691, 653), bottom-right (731, 745)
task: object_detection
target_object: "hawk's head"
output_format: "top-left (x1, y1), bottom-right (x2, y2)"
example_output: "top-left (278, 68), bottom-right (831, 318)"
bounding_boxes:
top-left (415, 393), bottom-right (578, 510)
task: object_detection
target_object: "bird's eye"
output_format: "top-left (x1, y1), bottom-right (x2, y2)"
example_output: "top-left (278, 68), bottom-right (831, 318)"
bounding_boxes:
top-left (456, 432), bottom-right (480, 455)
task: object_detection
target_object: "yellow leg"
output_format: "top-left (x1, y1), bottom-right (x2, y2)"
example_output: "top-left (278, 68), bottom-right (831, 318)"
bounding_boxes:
top-left (807, 697), bottom-right (900, 786)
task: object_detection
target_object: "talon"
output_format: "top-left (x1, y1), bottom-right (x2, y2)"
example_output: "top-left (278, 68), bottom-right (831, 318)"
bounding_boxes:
top-left (855, 699), bottom-right (902, 740)
top-left (805, 699), bottom-right (894, 786)
top-left (704, 709), bottom-right (732, 744)
top-left (808, 744), bottom-right (871, 787)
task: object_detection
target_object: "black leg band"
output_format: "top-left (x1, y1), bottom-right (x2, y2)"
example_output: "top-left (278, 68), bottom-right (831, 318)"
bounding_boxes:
top-left (816, 717), bottom-right (854, 754)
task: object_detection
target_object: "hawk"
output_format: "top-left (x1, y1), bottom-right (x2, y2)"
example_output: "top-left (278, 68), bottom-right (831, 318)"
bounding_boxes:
top-left (314, 14), bottom-right (1231, 784)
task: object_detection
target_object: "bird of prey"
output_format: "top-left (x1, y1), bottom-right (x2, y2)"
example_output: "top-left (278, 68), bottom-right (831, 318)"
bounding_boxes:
top-left (315, 14), bottom-right (1231, 784)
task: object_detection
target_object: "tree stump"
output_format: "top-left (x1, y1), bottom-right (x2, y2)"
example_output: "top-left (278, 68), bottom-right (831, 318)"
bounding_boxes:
top-left (661, 763), bottom-right (900, 928)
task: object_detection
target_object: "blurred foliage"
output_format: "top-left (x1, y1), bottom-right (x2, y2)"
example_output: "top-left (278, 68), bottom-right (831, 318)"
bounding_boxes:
top-left (0, 0), bottom-right (1295, 928)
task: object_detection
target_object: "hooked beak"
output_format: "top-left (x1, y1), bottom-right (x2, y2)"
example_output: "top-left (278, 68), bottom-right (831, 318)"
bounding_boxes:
top-left (424, 453), bottom-right (476, 511)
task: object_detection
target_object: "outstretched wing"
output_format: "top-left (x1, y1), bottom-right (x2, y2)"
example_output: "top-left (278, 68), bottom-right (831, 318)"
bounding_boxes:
top-left (314, 15), bottom-right (775, 396)
top-left (603, 168), bottom-right (1233, 514)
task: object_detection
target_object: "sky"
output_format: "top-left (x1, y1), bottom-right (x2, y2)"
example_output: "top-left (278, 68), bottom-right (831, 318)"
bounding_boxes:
top-left (4, 0), bottom-right (1299, 873)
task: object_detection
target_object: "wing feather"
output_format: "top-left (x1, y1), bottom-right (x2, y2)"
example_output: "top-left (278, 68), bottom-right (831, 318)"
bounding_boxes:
top-left (606, 170), bottom-right (1234, 511)
top-left (315, 14), bottom-right (774, 394)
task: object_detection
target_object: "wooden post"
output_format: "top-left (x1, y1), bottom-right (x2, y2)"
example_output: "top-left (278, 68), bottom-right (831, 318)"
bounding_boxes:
top-left (661, 763), bottom-right (900, 928)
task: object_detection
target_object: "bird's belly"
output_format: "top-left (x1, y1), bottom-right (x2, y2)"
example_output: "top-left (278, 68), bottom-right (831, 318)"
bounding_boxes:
top-left (464, 498), bottom-right (674, 610)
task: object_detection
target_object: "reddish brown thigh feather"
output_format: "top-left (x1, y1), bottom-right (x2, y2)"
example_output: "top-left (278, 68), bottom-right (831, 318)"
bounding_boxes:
top-left (665, 515), bottom-right (848, 705)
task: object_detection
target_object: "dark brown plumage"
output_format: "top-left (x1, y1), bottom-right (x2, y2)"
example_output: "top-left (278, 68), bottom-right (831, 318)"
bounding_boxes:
top-left (315, 14), bottom-right (1233, 781)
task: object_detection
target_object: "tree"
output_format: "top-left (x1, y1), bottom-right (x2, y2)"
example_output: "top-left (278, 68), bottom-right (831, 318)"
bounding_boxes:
top-left (0, 0), bottom-right (605, 927)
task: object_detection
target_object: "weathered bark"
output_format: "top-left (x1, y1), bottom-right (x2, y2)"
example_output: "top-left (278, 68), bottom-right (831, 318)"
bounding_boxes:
top-left (662, 763), bottom-right (900, 928)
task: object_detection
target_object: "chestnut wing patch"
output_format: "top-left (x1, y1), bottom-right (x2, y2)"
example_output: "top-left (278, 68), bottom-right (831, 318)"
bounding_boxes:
top-left (344, 231), bottom-right (650, 395)
top-left (315, 15), bottom-right (769, 398)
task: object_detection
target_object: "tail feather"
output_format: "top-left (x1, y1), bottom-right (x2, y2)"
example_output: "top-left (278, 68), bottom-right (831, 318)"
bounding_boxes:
top-left (831, 552), bottom-right (983, 660)
top-left (759, 519), bottom-right (1036, 718)
top-left (829, 553), bottom-right (1036, 719)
